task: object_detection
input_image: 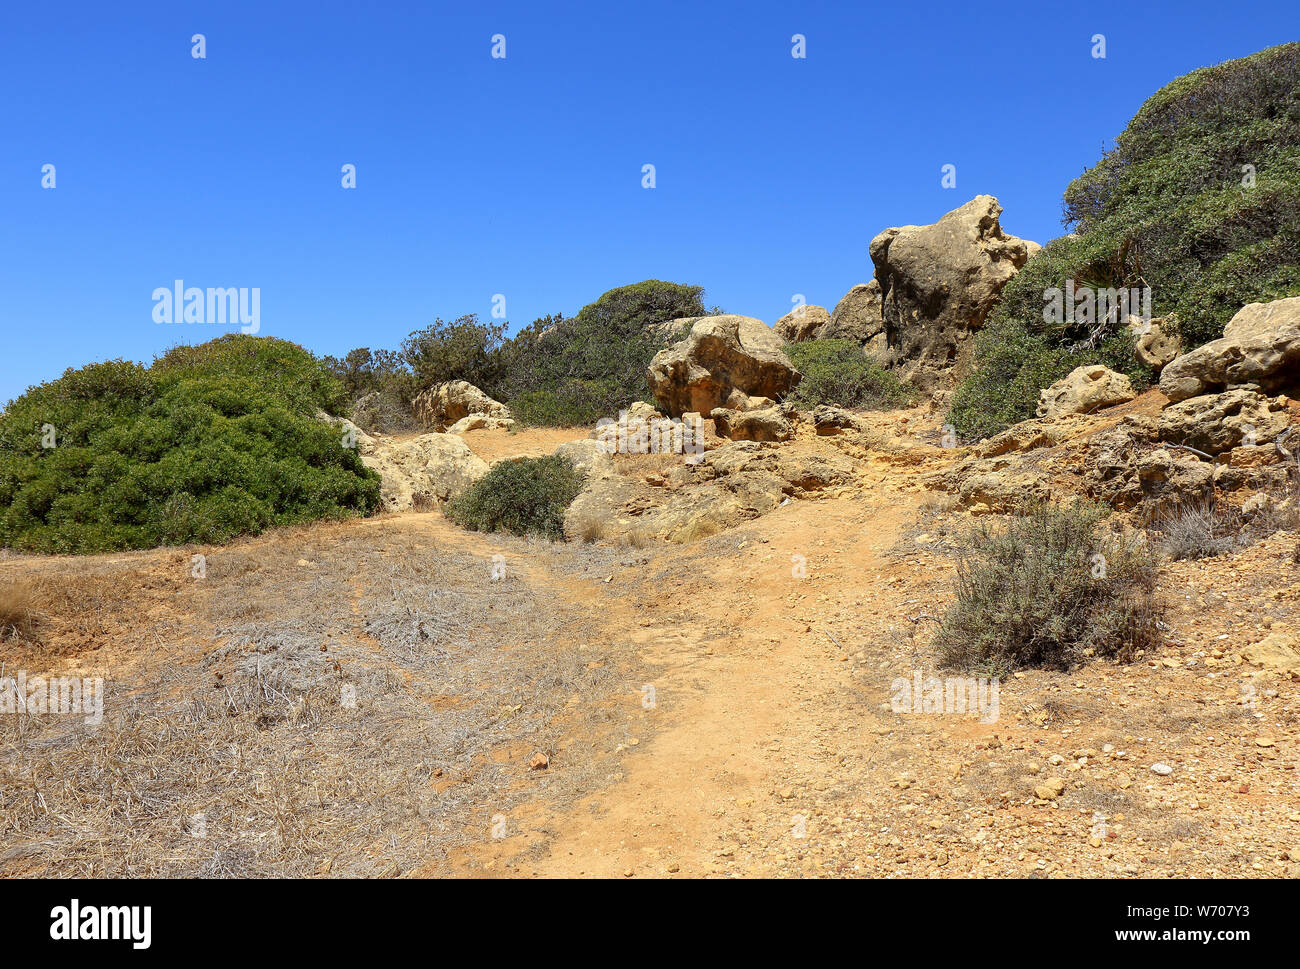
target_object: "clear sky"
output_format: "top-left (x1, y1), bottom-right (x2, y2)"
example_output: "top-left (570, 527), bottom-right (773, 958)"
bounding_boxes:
top-left (2, 0), bottom-right (1296, 405)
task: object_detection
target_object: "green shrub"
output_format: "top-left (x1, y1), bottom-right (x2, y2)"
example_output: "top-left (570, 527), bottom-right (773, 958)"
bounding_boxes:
top-left (446, 455), bottom-right (584, 540)
top-left (951, 42), bottom-right (1300, 438)
top-left (784, 339), bottom-right (915, 410)
top-left (493, 281), bottom-right (707, 423)
top-left (154, 333), bottom-right (348, 415)
top-left (0, 338), bottom-right (381, 554)
top-left (508, 382), bottom-right (622, 428)
top-left (934, 502), bottom-right (1164, 674)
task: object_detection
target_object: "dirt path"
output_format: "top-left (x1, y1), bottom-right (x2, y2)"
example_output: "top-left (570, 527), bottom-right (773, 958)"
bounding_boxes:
top-left (402, 444), bottom-right (1300, 878)
top-left (433, 488), bottom-right (928, 876)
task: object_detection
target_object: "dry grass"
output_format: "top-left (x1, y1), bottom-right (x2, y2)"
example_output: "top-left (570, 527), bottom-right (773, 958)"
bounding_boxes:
top-left (0, 579), bottom-right (40, 641)
top-left (0, 525), bottom-right (642, 877)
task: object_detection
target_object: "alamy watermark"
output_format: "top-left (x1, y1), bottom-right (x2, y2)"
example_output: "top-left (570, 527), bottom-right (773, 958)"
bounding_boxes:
top-left (0, 669), bottom-right (104, 725)
top-left (890, 670), bottom-right (1000, 724)
top-left (594, 409), bottom-right (706, 464)
top-left (152, 279), bottom-right (260, 334)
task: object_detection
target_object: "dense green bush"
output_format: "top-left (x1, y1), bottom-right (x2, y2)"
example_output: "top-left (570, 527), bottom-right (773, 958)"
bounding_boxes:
top-left (323, 282), bottom-right (708, 431)
top-left (934, 502), bottom-right (1164, 674)
top-left (0, 337), bottom-right (381, 554)
top-left (784, 340), bottom-right (915, 410)
top-left (446, 455), bottom-right (584, 540)
top-left (493, 281), bottom-right (706, 423)
top-left (155, 333), bottom-right (350, 416)
top-left (951, 42), bottom-right (1300, 439)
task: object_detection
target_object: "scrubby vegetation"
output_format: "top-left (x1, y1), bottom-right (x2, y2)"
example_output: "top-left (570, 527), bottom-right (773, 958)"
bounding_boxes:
top-left (951, 42), bottom-right (1300, 439)
top-left (935, 502), bottom-right (1164, 673)
top-left (446, 455), bottom-right (585, 540)
top-left (326, 280), bottom-right (709, 429)
top-left (1153, 494), bottom-right (1300, 561)
top-left (0, 336), bottom-right (381, 554)
top-left (492, 280), bottom-right (705, 426)
top-left (784, 340), bottom-right (916, 410)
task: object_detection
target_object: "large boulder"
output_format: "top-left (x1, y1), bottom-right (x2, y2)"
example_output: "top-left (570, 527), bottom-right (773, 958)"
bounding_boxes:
top-left (1157, 388), bottom-right (1291, 455)
top-left (359, 433), bottom-right (489, 512)
top-left (648, 315), bottom-right (801, 417)
top-left (412, 380), bottom-right (511, 431)
top-left (1159, 297), bottom-right (1300, 403)
top-left (869, 195), bottom-right (1034, 391)
top-left (1035, 365), bottom-right (1135, 420)
top-left (774, 304), bottom-right (831, 342)
top-left (826, 281), bottom-right (886, 346)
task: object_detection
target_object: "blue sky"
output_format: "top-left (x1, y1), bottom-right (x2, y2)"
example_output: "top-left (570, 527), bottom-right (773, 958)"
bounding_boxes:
top-left (1, 0), bottom-right (1296, 404)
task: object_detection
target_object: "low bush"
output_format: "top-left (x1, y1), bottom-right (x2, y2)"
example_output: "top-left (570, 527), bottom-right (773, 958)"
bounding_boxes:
top-left (446, 455), bottom-right (585, 540)
top-left (1153, 500), bottom-right (1242, 561)
top-left (508, 382), bottom-right (628, 428)
top-left (783, 340), bottom-right (915, 410)
top-left (934, 502), bottom-right (1164, 673)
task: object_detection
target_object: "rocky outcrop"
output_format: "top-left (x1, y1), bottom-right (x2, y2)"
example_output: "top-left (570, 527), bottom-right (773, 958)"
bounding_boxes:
top-left (648, 315), bottom-right (801, 417)
top-left (1159, 296), bottom-right (1300, 402)
top-left (869, 195), bottom-right (1034, 392)
top-left (1082, 417), bottom-right (1214, 513)
top-left (412, 380), bottom-right (511, 431)
top-left (553, 438), bottom-right (616, 479)
top-left (446, 414), bottom-right (515, 434)
top-left (563, 439), bottom-right (853, 543)
top-left (810, 405), bottom-right (866, 435)
top-left (359, 432), bottom-right (489, 512)
top-left (710, 402), bottom-right (798, 442)
top-left (1035, 365), bottom-right (1135, 420)
top-left (827, 281), bottom-right (886, 348)
top-left (774, 304), bottom-right (831, 343)
top-left (1157, 388), bottom-right (1291, 455)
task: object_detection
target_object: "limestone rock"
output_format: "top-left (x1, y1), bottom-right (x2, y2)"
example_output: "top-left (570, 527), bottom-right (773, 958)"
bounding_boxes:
top-left (1242, 634), bottom-right (1300, 675)
top-left (1035, 365), bottom-right (1135, 420)
top-left (827, 281), bottom-right (886, 345)
top-left (1081, 417), bottom-right (1214, 513)
top-left (1159, 296), bottom-right (1300, 402)
top-left (446, 414), bottom-right (515, 434)
top-left (1127, 315), bottom-right (1183, 372)
top-left (869, 196), bottom-right (1034, 391)
top-left (710, 403), bottom-right (797, 442)
top-left (774, 304), bottom-right (831, 343)
top-left (648, 315), bottom-right (801, 417)
top-left (360, 433), bottom-right (489, 512)
top-left (1158, 388), bottom-right (1290, 455)
top-left (412, 380), bottom-right (511, 431)
top-left (810, 405), bottom-right (866, 435)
